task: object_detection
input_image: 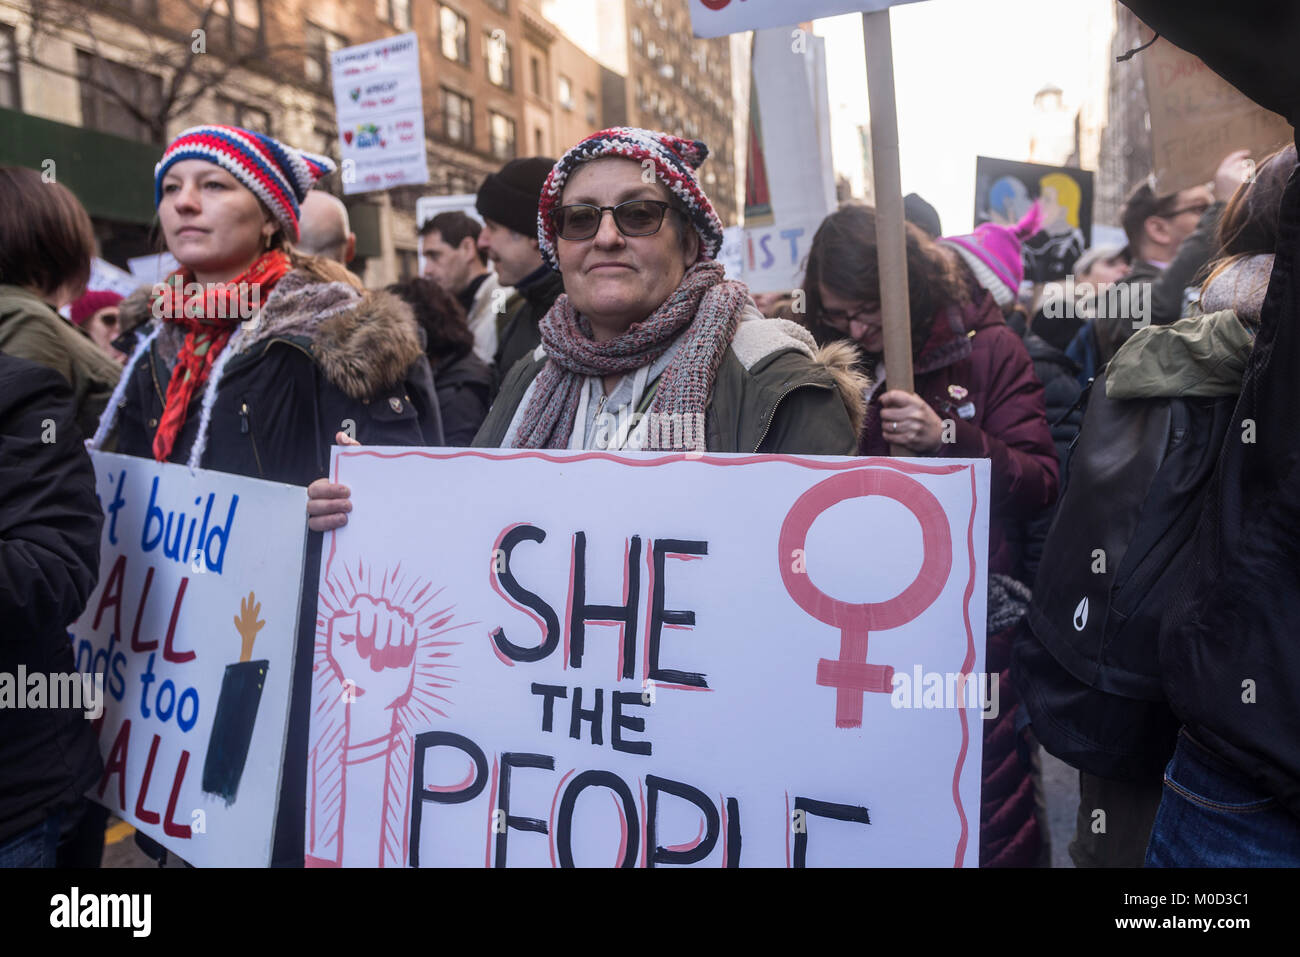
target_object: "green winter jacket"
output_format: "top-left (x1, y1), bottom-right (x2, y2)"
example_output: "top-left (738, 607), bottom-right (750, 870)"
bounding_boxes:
top-left (1105, 309), bottom-right (1254, 400)
top-left (474, 309), bottom-right (867, 454)
top-left (0, 284), bottom-right (122, 438)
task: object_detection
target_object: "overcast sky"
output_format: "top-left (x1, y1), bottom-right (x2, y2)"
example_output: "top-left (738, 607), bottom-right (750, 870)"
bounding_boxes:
top-left (816, 0), bottom-right (1116, 234)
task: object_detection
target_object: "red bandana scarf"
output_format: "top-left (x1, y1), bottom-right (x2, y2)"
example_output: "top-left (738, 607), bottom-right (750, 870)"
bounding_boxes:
top-left (150, 249), bottom-right (291, 462)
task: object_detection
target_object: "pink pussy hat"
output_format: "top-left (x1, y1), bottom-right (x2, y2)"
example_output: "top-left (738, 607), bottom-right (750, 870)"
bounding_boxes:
top-left (939, 202), bottom-right (1044, 308)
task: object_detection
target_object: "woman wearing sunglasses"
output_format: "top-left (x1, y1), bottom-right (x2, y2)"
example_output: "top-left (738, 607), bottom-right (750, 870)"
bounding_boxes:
top-left (474, 127), bottom-right (866, 453)
top-left (309, 127), bottom-right (865, 533)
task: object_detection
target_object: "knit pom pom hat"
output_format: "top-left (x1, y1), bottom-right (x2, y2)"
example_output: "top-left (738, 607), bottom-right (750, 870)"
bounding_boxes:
top-left (154, 125), bottom-right (336, 243)
top-left (940, 202), bottom-right (1044, 308)
top-left (537, 127), bottom-right (724, 270)
top-left (68, 289), bottom-right (124, 327)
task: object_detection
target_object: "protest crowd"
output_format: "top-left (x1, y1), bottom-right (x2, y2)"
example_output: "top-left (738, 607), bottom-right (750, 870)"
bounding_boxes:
top-left (2, 0), bottom-right (1299, 873)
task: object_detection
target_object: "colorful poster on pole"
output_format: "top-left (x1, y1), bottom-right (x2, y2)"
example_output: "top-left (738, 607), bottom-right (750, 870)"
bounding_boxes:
top-left (689, 0), bottom-right (927, 38)
top-left (72, 452), bottom-right (307, 867)
top-left (306, 448), bottom-right (990, 868)
top-left (974, 156), bottom-right (1094, 283)
top-left (1142, 37), bottom-right (1292, 196)
top-left (332, 32), bottom-right (429, 195)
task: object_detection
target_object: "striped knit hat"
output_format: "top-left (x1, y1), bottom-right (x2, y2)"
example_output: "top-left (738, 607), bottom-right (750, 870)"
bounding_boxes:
top-left (154, 125), bottom-right (336, 243)
top-left (537, 127), bottom-right (724, 270)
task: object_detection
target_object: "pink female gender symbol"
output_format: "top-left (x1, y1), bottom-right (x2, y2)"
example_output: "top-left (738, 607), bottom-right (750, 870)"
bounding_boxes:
top-left (778, 469), bottom-right (952, 729)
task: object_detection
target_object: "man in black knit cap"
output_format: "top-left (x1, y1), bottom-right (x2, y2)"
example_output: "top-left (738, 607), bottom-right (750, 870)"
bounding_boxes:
top-left (475, 156), bottom-right (563, 377)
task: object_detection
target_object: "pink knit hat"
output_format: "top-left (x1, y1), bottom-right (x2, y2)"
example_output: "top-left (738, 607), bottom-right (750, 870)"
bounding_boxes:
top-left (68, 289), bottom-right (124, 327)
top-left (940, 202), bottom-right (1044, 307)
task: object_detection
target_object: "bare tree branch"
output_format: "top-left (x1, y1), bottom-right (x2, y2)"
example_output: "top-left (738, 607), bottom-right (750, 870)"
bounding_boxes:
top-left (22, 0), bottom-right (315, 140)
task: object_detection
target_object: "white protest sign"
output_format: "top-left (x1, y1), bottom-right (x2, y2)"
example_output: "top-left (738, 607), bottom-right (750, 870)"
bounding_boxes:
top-left (415, 194), bottom-right (483, 277)
top-left (415, 193), bottom-right (483, 230)
top-left (127, 252), bottom-right (180, 285)
top-left (332, 32), bottom-right (429, 195)
top-left (719, 225), bottom-right (746, 281)
top-left (307, 448), bottom-right (989, 867)
top-left (742, 215), bottom-right (828, 295)
top-left (689, 0), bottom-right (927, 38)
top-left (88, 258), bottom-right (144, 298)
top-left (742, 29), bottom-right (836, 294)
top-left (72, 452), bottom-right (307, 866)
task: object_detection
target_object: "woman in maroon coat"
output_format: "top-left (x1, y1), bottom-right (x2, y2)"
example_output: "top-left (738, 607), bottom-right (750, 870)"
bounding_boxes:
top-left (805, 205), bottom-right (1058, 577)
top-left (803, 204), bottom-right (1059, 868)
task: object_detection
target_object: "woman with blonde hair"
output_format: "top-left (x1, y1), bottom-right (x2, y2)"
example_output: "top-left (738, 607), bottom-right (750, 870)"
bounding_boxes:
top-left (95, 125), bottom-right (441, 866)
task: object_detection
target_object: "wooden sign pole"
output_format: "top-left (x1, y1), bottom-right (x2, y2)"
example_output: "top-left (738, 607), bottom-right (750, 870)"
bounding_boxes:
top-left (862, 10), bottom-right (914, 456)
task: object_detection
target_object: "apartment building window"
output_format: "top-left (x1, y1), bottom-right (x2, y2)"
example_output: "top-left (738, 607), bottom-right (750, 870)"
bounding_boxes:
top-left (557, 75), bottom-right (573, 110)
top-left (378, 0), bottom-right (412, 31)
top-left (313, 108), bottom-right (336, 152)
top-left (631, 26), bottom-right (643, 53)
top-left (440, 5), bottom-right (470, 66)
top-left (76, 51), bottom-right (163, 143)
top-left (305, 23), bottom-right (347, 86)
top-left (0, 25), bottom-right (18, 111)
top-left (216, 96), bottom-right (271, 136)
top-left (442, 87), bottom-right (473, 147)
top-left (529, 55), bottom-right (542, 97)
top-left (489, 111), bottom-right (516, 161)
top-left (534, 127), bottom-right (544, 155)
top-left (584, 91), bottom-right (597, 127)
top-left (209, 0), bottom-right (264, 55)
top-left (104, 0), bottom-right (159, 17)
top-left (485, 0), bottom-right (508, 11)
top-left (483, 31), bottom-right (512, 90)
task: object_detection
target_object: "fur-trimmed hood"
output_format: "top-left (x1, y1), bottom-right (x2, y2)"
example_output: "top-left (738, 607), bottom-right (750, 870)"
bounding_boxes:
top-left (258, 271), bottom-right (423, 401)
top-left (729, 307), bottom-right (870, 436)
top-left (116, 264), bottom-right (424, 402)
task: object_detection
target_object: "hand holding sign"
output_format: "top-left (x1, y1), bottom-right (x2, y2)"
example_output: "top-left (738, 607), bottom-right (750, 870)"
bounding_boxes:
top-left (879, 391), bottom-right (945, 455)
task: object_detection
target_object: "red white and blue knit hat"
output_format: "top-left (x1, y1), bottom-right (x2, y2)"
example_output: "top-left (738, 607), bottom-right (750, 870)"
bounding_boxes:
top-left (537, 127), bottom-right (724, 270)
top-left (154, 125), bottom-right (336, 243)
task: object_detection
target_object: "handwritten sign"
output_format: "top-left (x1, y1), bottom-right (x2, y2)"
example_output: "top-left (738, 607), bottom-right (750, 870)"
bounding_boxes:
top-left (332, 32), bottom-right (429, 195)
top-left (1143, 37), bottom-right (1293, 195)
top-left (689, 0), bottom-right (927, 38)
top-left (307, 449), bottom-right (990, 867)
top-left (73, 452), bottom-right (307, 866)
top-left (87, 258), bottom-right (143, 298)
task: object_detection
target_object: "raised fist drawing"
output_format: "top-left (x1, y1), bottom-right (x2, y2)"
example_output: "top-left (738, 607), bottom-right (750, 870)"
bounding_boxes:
top-left (327, 595), bottom-right (418, 715)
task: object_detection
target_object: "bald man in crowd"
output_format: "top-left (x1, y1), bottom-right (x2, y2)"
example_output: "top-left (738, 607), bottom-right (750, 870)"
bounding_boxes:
top-left (297, 190), bottom-right (356, 265)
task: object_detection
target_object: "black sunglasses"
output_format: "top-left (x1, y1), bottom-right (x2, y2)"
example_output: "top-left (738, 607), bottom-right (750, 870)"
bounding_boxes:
top-left (1158, 202), bottom-right (1211, 220)
top-left (550, 200), bottom-right (681, 241)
